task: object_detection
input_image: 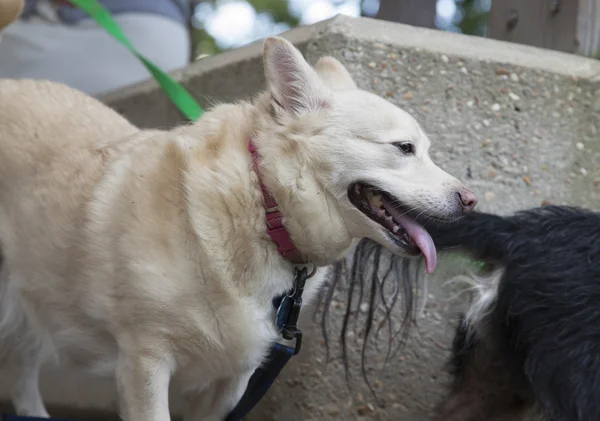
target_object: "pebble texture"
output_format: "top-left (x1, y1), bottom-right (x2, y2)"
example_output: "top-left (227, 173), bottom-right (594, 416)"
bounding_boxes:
top-left (2, 15), bottom-right (599, 421)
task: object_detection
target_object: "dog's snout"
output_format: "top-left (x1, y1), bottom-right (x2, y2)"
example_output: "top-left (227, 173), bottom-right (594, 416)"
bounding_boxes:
top-left (457, 188), bottom-right (478, 214)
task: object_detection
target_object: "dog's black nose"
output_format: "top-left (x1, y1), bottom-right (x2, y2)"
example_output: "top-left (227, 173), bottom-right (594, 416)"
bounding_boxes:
top-left (457, 188), bottom-right (478, 214)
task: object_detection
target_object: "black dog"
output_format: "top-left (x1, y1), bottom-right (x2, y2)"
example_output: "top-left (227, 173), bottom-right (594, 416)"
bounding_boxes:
top-left (426, 205), bottom-right (600, 421)
top-left (325, 205), bottom-right (600, 420)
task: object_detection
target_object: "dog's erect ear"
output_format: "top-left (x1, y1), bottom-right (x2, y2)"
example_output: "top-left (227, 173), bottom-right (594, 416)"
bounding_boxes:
top-left (315, 56), bottom-right (357, 91)
top-left (263, 36), bottom-right (331, 116)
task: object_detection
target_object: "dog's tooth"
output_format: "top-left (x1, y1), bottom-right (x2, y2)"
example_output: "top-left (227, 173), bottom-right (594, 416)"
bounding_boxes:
top-left (386, 216), bottom-right (393, 223)
top-left (355, 184), bottom-right (361, 195)
top-left (371, 194), bottom-right (383, 209)
top-left (392, 225), bottom-right (400, 233)
top-left (377, 209), bottom-right (386, 217)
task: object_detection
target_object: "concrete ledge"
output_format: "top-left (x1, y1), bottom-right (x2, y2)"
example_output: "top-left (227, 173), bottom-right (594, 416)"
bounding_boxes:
top-left (328, 16), bottom-right (600, 81)
top-left (99, 19), bottom-right (328, 129)
top-left (100, 15), bottom-right (600, 130)
top-left (2, 14), bottom-right (599, 421)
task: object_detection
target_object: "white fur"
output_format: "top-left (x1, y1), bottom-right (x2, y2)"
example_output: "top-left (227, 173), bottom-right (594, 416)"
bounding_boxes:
top-left (450, 269), bottom-right (504, 331)
top-left (464, 269), bottom-right (503, 328)
top-left (0, 35), bottom-right (471, 420)
top-left (440, 267), bottom-right (504, 331)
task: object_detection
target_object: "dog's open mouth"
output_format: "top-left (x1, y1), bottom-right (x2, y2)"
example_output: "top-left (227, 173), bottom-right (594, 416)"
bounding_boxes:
top-left (348, 182), bottom-right (437, 273)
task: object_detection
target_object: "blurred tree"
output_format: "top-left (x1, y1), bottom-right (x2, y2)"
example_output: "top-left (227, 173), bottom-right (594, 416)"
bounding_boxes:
top-left (455, 0), bottom-right (489, 36)
top-left (190, 0), bottom-right (299, 58)
top-left (188, 0), bottom-right (492, 59)
top-left (375, 0), bottom-right (437, 29)
top-left (247, 0), bottom-right (299, 25)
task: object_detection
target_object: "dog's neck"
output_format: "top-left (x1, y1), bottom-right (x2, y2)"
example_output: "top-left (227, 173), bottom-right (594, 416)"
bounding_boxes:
top-left (248, 136), bottom-right (307, 264)
top-left (248, 95), bottom-right (354, 266)
top-left (180, 96), bottom-right (352, 276)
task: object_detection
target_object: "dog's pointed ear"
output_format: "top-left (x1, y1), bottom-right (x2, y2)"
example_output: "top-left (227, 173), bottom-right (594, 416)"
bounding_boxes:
top-left (315, 57), bottom-right (357, 91)
top-left (263, 36), bottom-right (331, 116)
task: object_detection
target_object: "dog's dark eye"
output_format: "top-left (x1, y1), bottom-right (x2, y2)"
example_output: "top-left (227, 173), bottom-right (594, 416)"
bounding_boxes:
top-left (393, 141), bottom-right (415, 155)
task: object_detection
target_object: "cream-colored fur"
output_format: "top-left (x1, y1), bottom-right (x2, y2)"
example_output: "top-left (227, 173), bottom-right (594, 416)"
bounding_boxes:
top-left (440, 268), bottom-right (504, 331)
top-left (0, 35), bottom-right (474, 420)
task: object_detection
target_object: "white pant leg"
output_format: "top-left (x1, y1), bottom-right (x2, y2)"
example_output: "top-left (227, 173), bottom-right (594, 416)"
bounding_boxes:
top-left (0, 12), bottom-right (190, 96)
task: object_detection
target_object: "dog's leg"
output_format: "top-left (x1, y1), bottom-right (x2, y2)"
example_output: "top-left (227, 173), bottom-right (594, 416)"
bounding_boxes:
top-left (433, 317), bottom-right (532, 421)
top-left (0, 262), bottom-right (49, 417)
top-left (182, 370), bottom-right (253, 421)
top-left (116, 352), bottom-right (172, 421)
top-left (10, 358), bottom-right (49, 417)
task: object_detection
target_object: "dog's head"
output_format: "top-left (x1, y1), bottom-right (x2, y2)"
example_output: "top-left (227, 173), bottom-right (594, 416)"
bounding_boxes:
top-left (257, 37), bottom-right (477, 271)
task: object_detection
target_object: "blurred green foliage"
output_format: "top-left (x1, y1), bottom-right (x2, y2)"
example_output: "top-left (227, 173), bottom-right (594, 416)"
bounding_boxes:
top-left (455, 0), bottom-right (490, 37)
top-left (191, 0), bottom-right (491, 59)
top-left (191, 0), bottom-right (299, 58)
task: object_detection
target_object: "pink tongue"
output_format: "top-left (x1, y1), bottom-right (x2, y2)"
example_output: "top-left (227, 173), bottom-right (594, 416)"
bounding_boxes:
top-left (383, 204), bottom-right (438, 273)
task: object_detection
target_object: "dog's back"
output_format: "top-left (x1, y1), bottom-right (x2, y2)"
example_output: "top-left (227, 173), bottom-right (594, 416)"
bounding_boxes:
top-left (0, 79), bottom-right (137, 362)
top-left (0, 79), bottom-right (137, 274)
top-left (430, 206), bottom-right (600, 421)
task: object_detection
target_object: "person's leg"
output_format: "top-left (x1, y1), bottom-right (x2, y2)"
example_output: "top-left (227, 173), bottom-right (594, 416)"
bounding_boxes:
top-left (0, 12), bottom-right (190, 96)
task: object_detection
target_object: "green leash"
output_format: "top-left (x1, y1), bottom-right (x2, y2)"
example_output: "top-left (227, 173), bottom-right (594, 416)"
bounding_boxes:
top-left (68, 0), bottom-right (204, 121)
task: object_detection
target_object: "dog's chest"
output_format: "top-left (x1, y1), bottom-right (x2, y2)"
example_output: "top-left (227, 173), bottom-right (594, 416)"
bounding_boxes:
top-left (172, 302), bottom-right (279, 391)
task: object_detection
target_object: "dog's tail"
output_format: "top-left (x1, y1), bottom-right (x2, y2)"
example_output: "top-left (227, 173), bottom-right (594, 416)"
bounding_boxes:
top-left (427, 204), bottom-right (599, 264)
top-left (0, 0), bottom-right (24, 32)
top-left (425, 211), bottom-right (516, 262)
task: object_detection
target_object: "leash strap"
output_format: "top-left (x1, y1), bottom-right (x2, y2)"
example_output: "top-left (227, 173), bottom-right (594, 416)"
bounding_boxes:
top-left (224, 343), bottom-right (294, 421)
top-left (225, 267), bottom-right (308, 421)
top-left (66, 0), bottom-right (204, 121)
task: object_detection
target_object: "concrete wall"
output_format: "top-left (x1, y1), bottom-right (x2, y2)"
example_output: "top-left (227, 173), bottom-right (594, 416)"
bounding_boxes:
top-left (2, 15), bottom-right (599, 421)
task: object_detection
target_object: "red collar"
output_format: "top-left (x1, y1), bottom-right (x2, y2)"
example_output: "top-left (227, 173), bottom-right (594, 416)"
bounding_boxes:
top-left (248, 138), bottom-right (307, 264)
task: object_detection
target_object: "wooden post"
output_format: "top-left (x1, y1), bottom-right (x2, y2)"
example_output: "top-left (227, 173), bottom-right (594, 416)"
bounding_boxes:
top-left (489, 0), bottom-right (600, 57)
top-left (375, 0), bottom-right (437, 29)
top-left (577, 0), bottom-right (600, 56)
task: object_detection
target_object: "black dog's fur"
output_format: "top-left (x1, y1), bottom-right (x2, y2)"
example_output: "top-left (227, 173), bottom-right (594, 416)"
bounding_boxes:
top-left (324, 205), bottom-right (600, 420)
top-left (428, 205), bottom-right (600, 421)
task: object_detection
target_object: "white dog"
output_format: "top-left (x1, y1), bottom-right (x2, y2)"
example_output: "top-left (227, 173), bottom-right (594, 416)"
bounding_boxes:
top-left (0, 24), bottom-right (477, 421)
